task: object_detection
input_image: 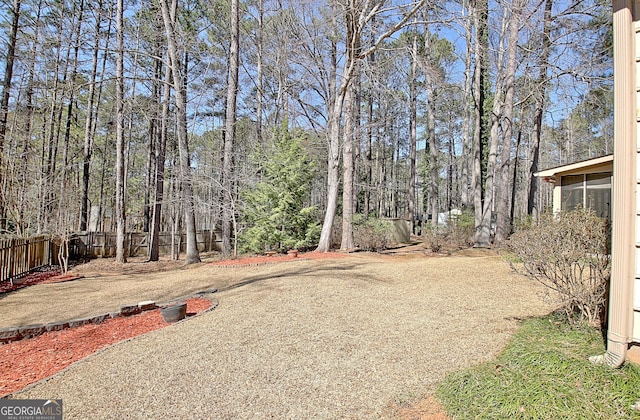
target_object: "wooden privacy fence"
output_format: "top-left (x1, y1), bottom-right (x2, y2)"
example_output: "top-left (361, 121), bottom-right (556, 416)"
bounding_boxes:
top-left (0, 236), bottom-right (54, 283)
top-left (0, 230), bottom-right (219, 283)
top-left (70, 230), bottom-right (220, 258)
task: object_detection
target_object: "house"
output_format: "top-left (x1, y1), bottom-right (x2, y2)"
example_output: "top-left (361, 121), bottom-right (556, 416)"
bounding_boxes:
top-left (590, 0), bottom-right (638, 367)
top-left (535, 154), bottom-right (612, 220)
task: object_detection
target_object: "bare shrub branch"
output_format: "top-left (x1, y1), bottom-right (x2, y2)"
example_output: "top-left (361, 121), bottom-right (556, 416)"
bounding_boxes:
top-left (507, 208), bottom-right (610, 325)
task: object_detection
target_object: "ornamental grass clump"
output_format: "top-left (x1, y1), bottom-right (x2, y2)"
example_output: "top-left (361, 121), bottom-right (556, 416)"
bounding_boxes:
top-left (507, 208), bottom-right (610, 325)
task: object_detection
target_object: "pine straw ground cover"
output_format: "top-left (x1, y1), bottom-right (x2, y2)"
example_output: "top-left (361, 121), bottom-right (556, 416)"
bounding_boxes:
top-left (0, 252), bottom-right (345, 329)
top-left (4, 250), bottom-right (553, 418)
top-left (0, 298), bottom-right (212, 397)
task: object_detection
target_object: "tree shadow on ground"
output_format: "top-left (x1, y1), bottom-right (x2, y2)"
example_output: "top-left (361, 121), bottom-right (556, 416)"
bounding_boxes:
top-left (216, 261), bottom-right (383, 293)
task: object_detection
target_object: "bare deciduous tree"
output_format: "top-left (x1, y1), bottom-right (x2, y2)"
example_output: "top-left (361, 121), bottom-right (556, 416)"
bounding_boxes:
top-left (317, 0), bottom-right (428, 252)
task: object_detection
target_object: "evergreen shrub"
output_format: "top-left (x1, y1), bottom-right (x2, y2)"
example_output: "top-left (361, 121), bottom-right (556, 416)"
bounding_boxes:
top-left (239, 125), bottom-right (320, 253)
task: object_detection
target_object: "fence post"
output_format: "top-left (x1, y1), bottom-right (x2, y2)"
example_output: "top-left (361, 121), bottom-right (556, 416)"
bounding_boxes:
top-left (9, 239), bottom-right (15, 279)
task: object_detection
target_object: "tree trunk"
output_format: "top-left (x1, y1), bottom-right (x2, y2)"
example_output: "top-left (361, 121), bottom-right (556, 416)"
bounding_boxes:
top-left (422, 29), bottom-right (439, 228)
top-left (59, 0), bottom-right (85, 232)
top-left (80, 0), bottom-right (104, 232)
top-left (472, 0), bottom-right (490, 246)
top-left (341, 82), bottom-right (355, 251)
top-left (256, 0), bottom-right (264, 145)
top-left (494, 0), bottom-right (522, 243)
top-left (142, 24), bottom-right (157, 236)
top-left (16, 0), bottom-right (42, 235)
top-left (392, 127), bottom-right (399, 218)
top-left (317, 71), bottom-right (344, 251)
top-left (222, 0), bottom-right (240, 257)
top-left (0, 0), bottom-right (20, 154)
top-left (150, 27), bottom-right (169, 262)
top-left (476, 3), bottom-right (513, 246)
top-left (115, 0), bottom-right (127, 263)
top-left (40, 5), bottom-right (68, 233)
top-left (527, 0), bottom-right (553, 217)
top-left (510, 130), bottom-right (521, 224)
top-left (378, 117), bottom-right (388, 218)
top-left (447, 109), bottom-right (455, 211)
top-left (143, 130), bottom-right (155, 233)
top-left (364, 38), bottom-right (375, 218)
top-left (93, 15), bottom-right (112, 232)
top-left (0, 0), bottom-right (21, 231)
top-left (460, 0), bottom-right (473, 208)
top-left (159, 0), bottom-right (200, 263)
top-left (354, 61), bottom-right (362, 215)
top-left (408, 30), bottom-right (418, 233)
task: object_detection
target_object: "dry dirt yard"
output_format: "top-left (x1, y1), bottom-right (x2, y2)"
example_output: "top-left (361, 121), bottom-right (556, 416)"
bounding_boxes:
top-left (7, 249), bottom-right (554, 419)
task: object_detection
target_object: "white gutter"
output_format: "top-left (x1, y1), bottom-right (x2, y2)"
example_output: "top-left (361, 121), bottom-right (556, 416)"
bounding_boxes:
top-left (590, 0), bottom-right (636, 368)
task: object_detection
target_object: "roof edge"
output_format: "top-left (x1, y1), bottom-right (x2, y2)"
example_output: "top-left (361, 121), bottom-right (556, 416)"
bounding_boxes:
top-left (534, 154), bottom-right (613, 178)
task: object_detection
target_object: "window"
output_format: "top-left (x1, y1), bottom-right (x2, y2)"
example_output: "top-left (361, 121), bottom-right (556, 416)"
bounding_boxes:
top-left (560, 172), bottom-right (611, 220)
top-left (561, 175), bottom-right (584, 212)
top-left (586, 173), bottom-right (611, 219)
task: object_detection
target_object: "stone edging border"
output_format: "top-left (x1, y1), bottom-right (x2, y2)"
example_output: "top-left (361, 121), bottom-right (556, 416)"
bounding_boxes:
top-left (0, 288), bottom-right (219, 344)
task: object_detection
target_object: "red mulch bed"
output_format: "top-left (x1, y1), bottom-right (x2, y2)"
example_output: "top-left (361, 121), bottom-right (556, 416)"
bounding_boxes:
top-left (0, 298), bottom-right (211, 397)
top-left (211, 251), bottom-right (347, 267)
top-left (0, 267), bottom-right (63, 294)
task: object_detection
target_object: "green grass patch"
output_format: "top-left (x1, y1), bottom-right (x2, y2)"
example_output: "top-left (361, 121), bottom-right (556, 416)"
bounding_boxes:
top-left (436, 314), bottom-right (640, 419)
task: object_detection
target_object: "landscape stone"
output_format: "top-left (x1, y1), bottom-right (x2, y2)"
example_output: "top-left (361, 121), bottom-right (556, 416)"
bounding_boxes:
top-left (45, 322), bottom-right (69, 332)
top-left (90, 314), bottom-right (109, 324)
top-left (18, 324), bottom-right (46, 339)
top-left (138, 301), bottom-right (157, 311)
top-left (120, 304), bottom-right (141, 316)
top-left (0, 327), bottom-right (21, 342)
top-left (68, 317), bottom-right (94, 328)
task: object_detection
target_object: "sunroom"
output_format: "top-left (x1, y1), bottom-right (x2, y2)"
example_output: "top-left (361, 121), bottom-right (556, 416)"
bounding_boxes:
top-left (535, 154), bottom-right (613, 220)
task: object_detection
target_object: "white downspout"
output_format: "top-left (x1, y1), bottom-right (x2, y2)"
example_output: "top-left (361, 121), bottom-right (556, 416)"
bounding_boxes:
top-left (590, 0), bottom-right (636, 368)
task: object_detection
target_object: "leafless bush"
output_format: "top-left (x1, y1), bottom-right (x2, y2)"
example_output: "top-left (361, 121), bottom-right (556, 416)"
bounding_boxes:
top-left (423, 226), bottom-right (443, 253)
top-left (507, 208), bottom-right (610, 325)
top-left (353, 217), bottom-right (395, 251)
top-left (444, 209), bottom-right (475, 248)
top-left (331, 216), bottom-right (395, 251)
top-left (422, 210), bottom-right (475, 252)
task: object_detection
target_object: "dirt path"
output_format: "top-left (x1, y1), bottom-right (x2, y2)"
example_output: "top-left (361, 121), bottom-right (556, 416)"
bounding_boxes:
top-left (7, 250), bottom-right (553, 418)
